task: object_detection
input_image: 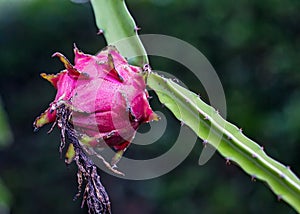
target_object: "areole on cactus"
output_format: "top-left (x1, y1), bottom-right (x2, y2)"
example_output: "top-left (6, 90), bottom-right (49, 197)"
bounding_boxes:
top-left (34, 45), bottom-right (158, 165)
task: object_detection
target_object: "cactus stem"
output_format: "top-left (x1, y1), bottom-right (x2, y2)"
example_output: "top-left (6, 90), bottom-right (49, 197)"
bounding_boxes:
top-left (147, 72), bottom-right (300, 212)
top-left (90, 0), bottom-right (148, 66)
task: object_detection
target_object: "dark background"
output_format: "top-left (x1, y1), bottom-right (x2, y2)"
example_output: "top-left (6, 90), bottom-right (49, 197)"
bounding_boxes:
top-left (0, 0), bottom-right (299, 213)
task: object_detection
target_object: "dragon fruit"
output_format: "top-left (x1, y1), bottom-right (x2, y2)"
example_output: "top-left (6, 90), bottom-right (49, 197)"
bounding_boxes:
top-left (34, 45), bottom-right (158, 164)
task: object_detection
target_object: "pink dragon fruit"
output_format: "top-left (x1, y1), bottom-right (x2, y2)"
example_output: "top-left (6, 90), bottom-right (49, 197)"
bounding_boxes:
top-left (34, 45), bottom-right (158, 164)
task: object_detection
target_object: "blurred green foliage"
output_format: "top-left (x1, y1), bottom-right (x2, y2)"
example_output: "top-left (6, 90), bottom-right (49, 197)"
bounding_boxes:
top-left (0, 97), bottom-right (13, 147)
top-left (0, 99), bottom-right (12, 214)
top-left (0, 0), bottom-right (299, 213)
top-left (0, 177), bottom-right (12, 214)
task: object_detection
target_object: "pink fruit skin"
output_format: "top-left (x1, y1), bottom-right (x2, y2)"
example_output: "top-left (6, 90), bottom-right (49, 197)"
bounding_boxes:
top-left (34, 45), bottom-right (158, 152)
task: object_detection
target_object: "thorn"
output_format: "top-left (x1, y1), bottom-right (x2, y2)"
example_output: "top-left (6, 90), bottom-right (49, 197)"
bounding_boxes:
top-left (286, 165), bottom-right (291, 170)
top-left (238, 128), bottom-right (243, 133)
top-left (197, 94), bottom-right (201, 99)
top-left (97, 29), bottom-right (104, 35)
top-left (215, 109), bottom-right (219, 114)
top-left (143, 64), bottom-right (151, 73)
top-left (225, 158), bottom-right (231, 165)
top-left (173, 78), bottom-right (179, 83)
top-left (203, 114), bottom-right (209, 120)
top-left (252, 153), bottom-right (257, 158)
top-left (279, 173), bottom-right (285, 178)
top-left (260, 146), bottom-right (264, 150)
top-left (251, 175), bottom-right (256, 182)
top-left (33, 127), bottom-right (39, 132)
top-left (180, 121), bottom-right (185, 127)
top-left (227, 135), bottom-right (232, 140)
top-left (134, 25), bottom-right (141, 32)
top-left (277, 195), bottom-right (282, 201)
top-left (202, 139), bottom-right (208, 147)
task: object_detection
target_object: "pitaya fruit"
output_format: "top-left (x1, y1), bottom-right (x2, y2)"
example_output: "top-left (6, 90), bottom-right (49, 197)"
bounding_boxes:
top-left (34, 45), bottom-right (158, 165)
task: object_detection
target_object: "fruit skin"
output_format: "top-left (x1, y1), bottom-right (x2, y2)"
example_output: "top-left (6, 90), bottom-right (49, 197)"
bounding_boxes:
top-left (34, 45), bottom-right (158, 160)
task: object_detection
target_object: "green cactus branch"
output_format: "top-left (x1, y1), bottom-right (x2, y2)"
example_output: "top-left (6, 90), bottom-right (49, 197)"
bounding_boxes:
top-left (147, 72), bottom-right (300, 212)
top-left (90, 0), bottom-right (300, 212)
top-left (90, 0), bottom-right (148, 66)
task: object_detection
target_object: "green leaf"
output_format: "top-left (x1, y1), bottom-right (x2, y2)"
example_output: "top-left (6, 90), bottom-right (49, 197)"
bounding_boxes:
top-left (147, 72), bottom-right (300, 212)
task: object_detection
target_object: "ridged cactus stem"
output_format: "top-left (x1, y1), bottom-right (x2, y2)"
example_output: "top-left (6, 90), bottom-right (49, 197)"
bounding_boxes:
top-left (147, 72), bottom-right (300, 212)
top-left (90, 0), bottom-right (148, 66)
